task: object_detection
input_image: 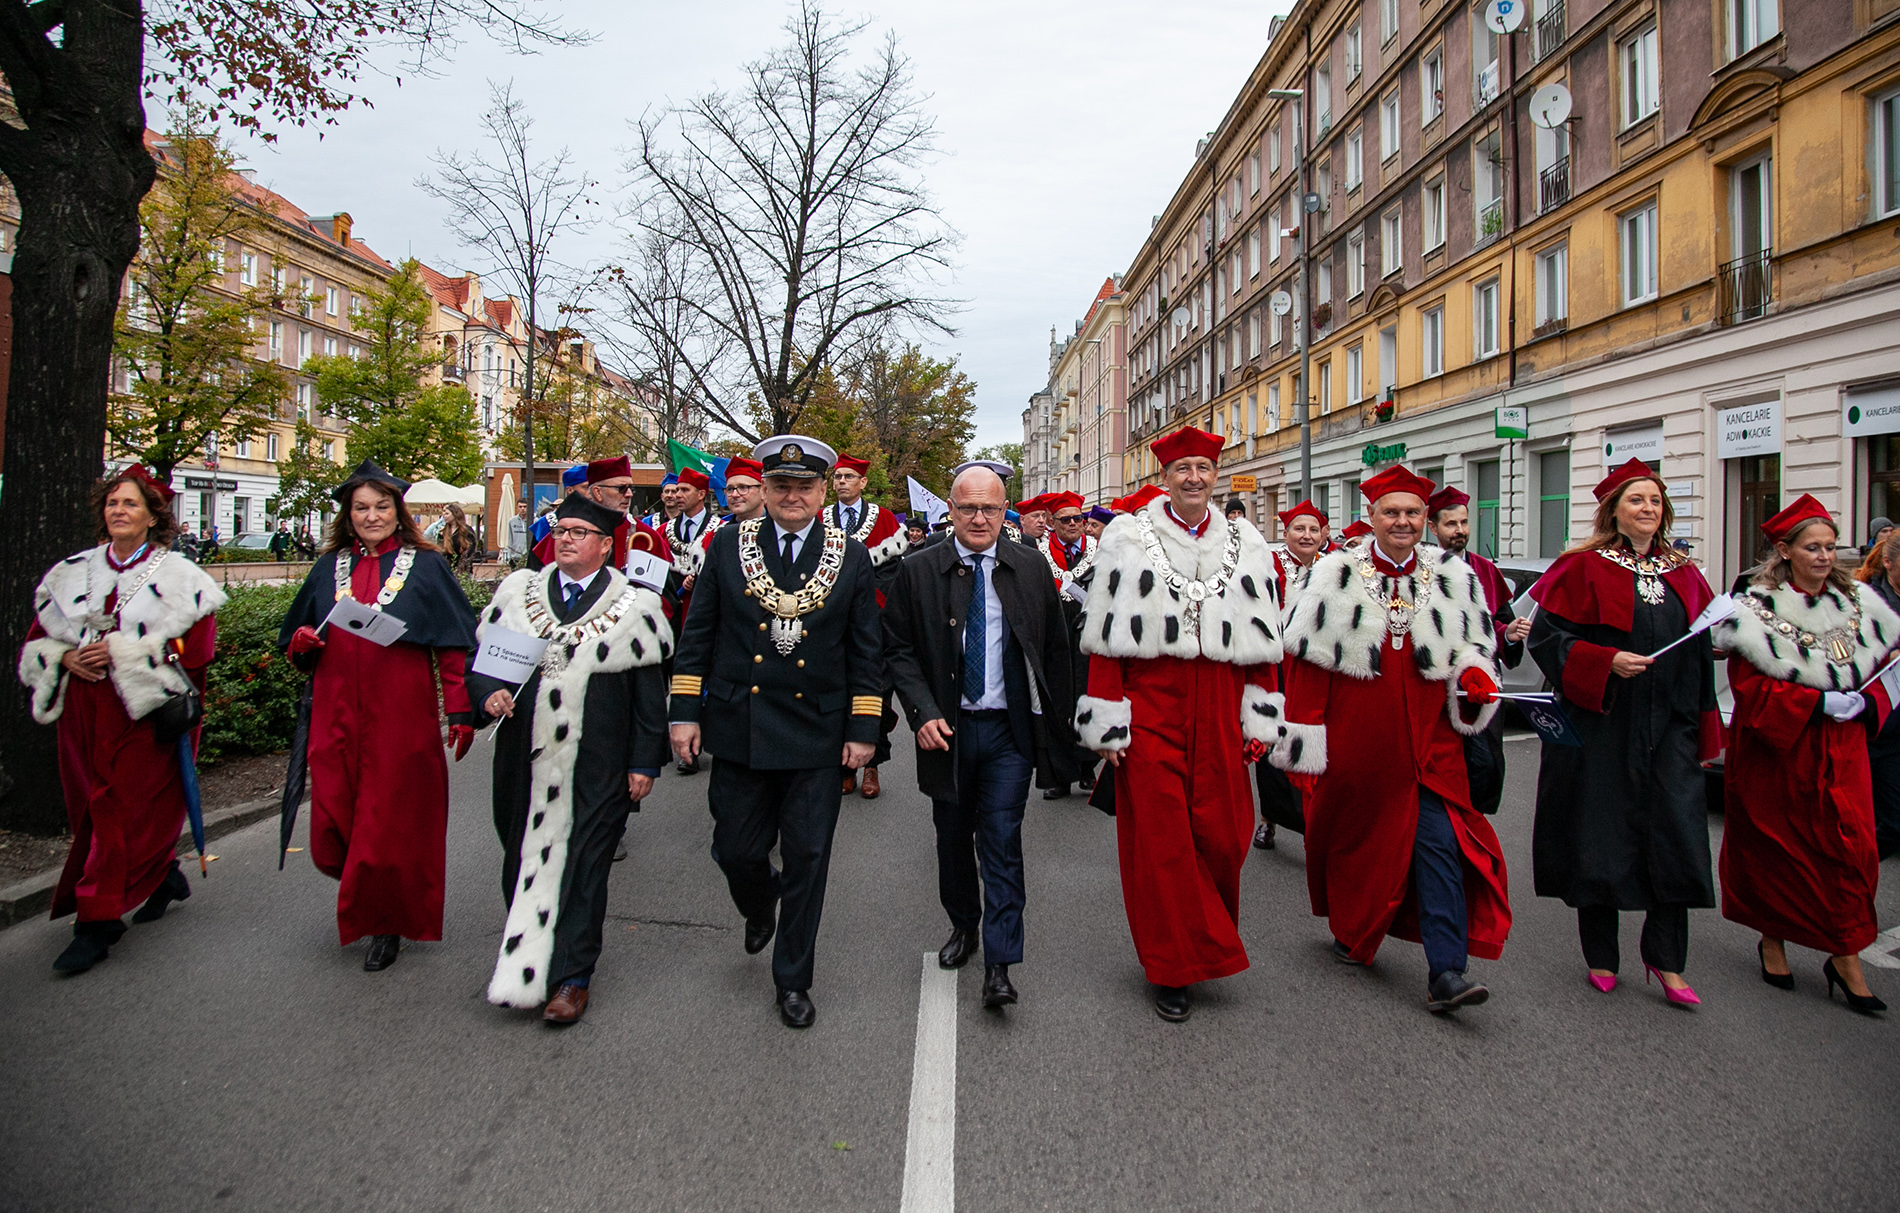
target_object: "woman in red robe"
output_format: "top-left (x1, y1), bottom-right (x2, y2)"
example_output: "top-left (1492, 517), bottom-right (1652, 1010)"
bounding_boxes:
top-left (277, 461), bottom-right (478, 971)
top-left (1253, 500), bottom-right (1328, 850)
top-left (1715, 494), bottom-right (1896, 1015)
top-left (19, 467), bottom-right (223, 973)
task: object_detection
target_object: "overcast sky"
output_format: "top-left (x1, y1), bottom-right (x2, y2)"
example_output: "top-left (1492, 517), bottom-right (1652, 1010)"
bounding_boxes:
top-left (227, 0), bottom-right (1294, 453)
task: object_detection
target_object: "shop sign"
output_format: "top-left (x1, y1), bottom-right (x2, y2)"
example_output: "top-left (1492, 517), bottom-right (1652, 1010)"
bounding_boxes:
top-left (182, 476), bottom-right (239, 491)
top-left (1715, 399), bottom-right (1779, 459)
top-left (1361, 441), bottom-right (1408, 467)
top-left (1494, 405), bottom-right (1528, 439)
top-left (1844, 385), bottom-right (1900, 438)
top-left (1603, 423), bottom-right (1663, 465)
top-left (1229, 474), bottom-right (1258, 492)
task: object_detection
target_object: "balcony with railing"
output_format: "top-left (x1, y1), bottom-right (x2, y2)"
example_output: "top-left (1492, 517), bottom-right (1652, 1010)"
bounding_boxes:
top-left (1539, 157), bottom-right (1571, 212)
top-left (1717, 250), bottom-right (1774, 325)
top-left (1536, 0), bottom-right (1565, 62)
top-left (441, 361), bottom-right (465, 382)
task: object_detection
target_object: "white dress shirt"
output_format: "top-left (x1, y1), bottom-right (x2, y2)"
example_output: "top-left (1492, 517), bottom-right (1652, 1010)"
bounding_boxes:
top-left (772, 518), bottom-right (818, 565)
top-left (954, 537), bottom-right (1008, 711)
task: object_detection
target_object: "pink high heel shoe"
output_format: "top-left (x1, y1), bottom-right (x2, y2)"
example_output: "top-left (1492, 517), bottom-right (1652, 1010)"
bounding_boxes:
top-left (1587, 972), bottom-right (1617, 994)
top-left (1646, 964), bottom-right (1700, 1006)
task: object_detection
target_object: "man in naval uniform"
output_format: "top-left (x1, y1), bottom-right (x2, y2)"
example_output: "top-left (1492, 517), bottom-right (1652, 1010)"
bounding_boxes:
top-left (668, 435), bottom-right (885, 1028)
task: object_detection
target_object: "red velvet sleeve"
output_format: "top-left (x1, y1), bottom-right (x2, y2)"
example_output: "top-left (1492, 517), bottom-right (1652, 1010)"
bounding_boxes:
top-left (1697, 710), bottom-right (1725, 766)
top-left (436, 646), bottom-right (472, 716)
top-left (178, 612), bottom-right (217, 671)
top-left (1727, 655), bottom-right (1818, 753)
top-left (1086, 653), bottom-right (1125, 701)
top-left (1245, 662), bottom-right (1279, 693)
top-left (24, 617), bottom-right (46, 642)
top-left (1561, 641), bottom-right (1618, 713)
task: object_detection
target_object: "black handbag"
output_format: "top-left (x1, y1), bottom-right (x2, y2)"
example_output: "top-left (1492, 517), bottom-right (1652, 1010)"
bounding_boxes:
top-left (150, 684), bottom-right (204, 745)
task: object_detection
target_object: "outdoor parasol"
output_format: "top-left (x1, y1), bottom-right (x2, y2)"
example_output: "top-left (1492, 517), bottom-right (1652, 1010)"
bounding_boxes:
top-left (279, 680), bottom-right (313, 869)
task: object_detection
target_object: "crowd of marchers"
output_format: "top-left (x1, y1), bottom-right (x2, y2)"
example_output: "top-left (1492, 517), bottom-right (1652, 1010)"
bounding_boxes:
top-left (18, 427), bottom-right (1894, 1024)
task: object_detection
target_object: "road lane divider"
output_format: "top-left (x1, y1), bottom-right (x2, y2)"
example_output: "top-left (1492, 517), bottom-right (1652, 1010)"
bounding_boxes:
top-left (899, 952), bottom-right (957, 1213)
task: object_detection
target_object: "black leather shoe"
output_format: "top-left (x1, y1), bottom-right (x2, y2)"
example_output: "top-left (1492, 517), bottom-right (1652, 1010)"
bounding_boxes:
top-left (1042, 785), bottom-right (1071, 801)
top-left (53, 920), bottom-right (125, 974)
top-left (613, 838), bottom-right (629, 862)
top-left (1426, 970), bottom-right (1490, 1013)
top-left (982, 964), bottom-right (1018, 1008)
top-left (744, 910), bottom-right (777, 955)
top-left (1252, 821), bottom-right (1277, 851)
top-left (777, 987), bottom-right (816, 1028)
top-left (363, 934), bottom-right (401, 971)
top-left (1077, 774), bottom-right (1095, 791)
top-left (1153, 985), bottom-right (1191, 1022)
top-left (131, 861), bottom-right (191, 923)
top-left (938, 927), bottom-right (976, 970)
top-left (1331, 939), bottom-right (1367, 966)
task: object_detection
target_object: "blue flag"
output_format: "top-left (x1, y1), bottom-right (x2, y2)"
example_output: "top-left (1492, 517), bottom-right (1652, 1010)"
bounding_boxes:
top-left (1519, 698), bottom-right (1583, 747)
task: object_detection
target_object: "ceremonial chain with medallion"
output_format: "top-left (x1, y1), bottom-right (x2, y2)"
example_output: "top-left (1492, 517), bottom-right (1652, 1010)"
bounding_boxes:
top-left (335, 544), bottom-right (416, 609)
top-left (83, 547), bottom-right (169, 637)
top-left (837, 501), bottom-right (882, 544)
top-left (523, 584), bottom-right (645, 675)
top-left (1043, 534), bottom-right (1096, 582)
top-left (1357, 552), bottom-right (1437, 650)
top-left (1740, 589), bottom-right (1863, 665)
top-left (1597, 546), bottom-right (1680, 606)
top-left (1133, 511), bottom-right (1241, 641)
top-left (738, 517), bottom-right (846, 654)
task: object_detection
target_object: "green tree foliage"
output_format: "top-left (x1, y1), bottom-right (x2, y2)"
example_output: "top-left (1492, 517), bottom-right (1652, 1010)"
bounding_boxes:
top-left (305, 259), bottom-right (484, 484)
top-left (272, 420), bottom-right (342, 527)
top-left (842, 342), bottom-right (975, 506)
top-left (971, 443), bottom-right (1024, 502)
top-left (107, 109), bottom-right (289, 480)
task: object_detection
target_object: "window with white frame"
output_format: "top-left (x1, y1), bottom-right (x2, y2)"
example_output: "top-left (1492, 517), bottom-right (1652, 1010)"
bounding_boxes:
top-left (1249, 151), bottom-right (1261, 195)
top-left (297, 329), bottom-right (311, 366)
top-left (1267, 381), bottom-right (1282, 431)
top-left (1346, 126), bottom-right (1363, 190)
top-left (1270, 207), bottom-right (1283, 263)
top-left (1475, 130), bottom-right (1504, 236)
top-left (1381, 0), bottom-right (1398, 45)
top-left (298, 274), bottom-right (314, 317)
top-left (1474, 278), bottom-right (1500, 358)
top-left (271, 265), bottom-right (286, 294)
top-left (322, 440), bottom-right (335, 462)
top-left (1423, 49), bottom-right (1443, 123)
top-left (1381, 92), bottom-right (1401, 160)
top-left (1346, 24), bottom-right (1363, 80)
top-left (1319, 358), bottom-right (1333, 414)
top-left (1269, 121), bottom-right (1281, 174)
top-left (1536, 244), bottom-right (1568, 326)
top-left (1317, 258), bottom-right (1333, 308)
top-left (1248, 229), bottom-right (1261, 277)
top-left (268, 321), bottom-right (284, 363)
top-left (1620, 25), bottom-right (1659, 128)
top-left (1382, 208), bottom-right (1402, 275)
top-left (1422, 305), bottom-right (1445, 376)
top-left (1424, 177), bottom-right (1447, 250)
top-left (325, 286), bottom-right (339, 315)
top-left (1474, 16), bottom-right (1501, 106)
top-left (1232, 324), bottom-right (1244, 369)
top-left (239, 251), bottom-right (256, 285)
top-left (1271, 303), bottom-right (1283, 346)
top-left (1248, 310), bottom-right (1261, 358)
top-left (1347, 343), bottom-right (1364, 403)
top-left (1348, 231), bottom-right (1366, 296)
top-left (1315, 66), bottom-right (1332, 131)
top-left (1728, 0), bottom-right (1778, 61)
top-left (266, 432), bottom-right (280, 462)
top-left (295, 382), bottom-right (311, 420)
top-left (1619, 201), bottom-right (1659, 305)
top-left (1877, 88), bottom-right (1900, 218)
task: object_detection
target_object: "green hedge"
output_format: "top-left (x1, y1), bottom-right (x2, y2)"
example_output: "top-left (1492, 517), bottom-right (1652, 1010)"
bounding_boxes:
top-left (200, 574), bottom-right (499, 765)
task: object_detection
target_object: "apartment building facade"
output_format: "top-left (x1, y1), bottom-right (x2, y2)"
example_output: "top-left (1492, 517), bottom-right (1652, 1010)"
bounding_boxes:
top-left (1022, 278), bottom-right (1132, 502)
top-left (1122, 0), bottom-right (1900, 591)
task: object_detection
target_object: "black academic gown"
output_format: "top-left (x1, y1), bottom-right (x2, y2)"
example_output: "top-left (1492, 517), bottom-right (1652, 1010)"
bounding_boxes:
top-left (466, 570), bottom-right (670, 990)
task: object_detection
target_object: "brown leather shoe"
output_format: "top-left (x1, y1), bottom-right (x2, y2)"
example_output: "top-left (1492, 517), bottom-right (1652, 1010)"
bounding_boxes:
top-left (543, 982), bottom-right (590, 1024)
top-left (860, 767), bottom-right (881, 799)
top-left (841, 770), bottom-right (858, 796)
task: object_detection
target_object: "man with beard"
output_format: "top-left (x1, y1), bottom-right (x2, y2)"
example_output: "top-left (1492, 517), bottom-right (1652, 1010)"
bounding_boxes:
top-left (1427, 486), bottom-right (1530, 816)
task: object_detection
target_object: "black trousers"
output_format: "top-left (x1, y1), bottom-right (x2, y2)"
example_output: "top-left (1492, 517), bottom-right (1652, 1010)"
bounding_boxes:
top-left (932, 711), bottom-right (1033, 965)
top-left (709, 758), bottom-right (843, 992)
top-left (548, 796), bottom-right (635, 989)
top-left (1577, 904), bottom-right (1689, 974)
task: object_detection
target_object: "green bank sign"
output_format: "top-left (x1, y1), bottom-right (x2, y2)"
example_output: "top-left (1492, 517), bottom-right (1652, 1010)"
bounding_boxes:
top-left (1362, 441), bottom-right (1407, 467)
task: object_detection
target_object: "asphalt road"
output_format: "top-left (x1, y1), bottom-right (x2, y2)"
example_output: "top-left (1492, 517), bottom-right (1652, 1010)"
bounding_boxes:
top-left (3, 734), bottom-right (1898, 1212)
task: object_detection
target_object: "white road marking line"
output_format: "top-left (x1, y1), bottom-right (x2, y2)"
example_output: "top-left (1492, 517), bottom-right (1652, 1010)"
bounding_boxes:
top-left (1860, 925), bottom-right (1900, 970)
top-left (899, 953), bottom-right (957, 1213)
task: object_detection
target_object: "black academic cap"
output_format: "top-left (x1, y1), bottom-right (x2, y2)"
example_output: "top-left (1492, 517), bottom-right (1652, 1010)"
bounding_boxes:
top-left (331, 459), bottom-right (410, 504)
top-left (554, 491), bottom-right (625, 536)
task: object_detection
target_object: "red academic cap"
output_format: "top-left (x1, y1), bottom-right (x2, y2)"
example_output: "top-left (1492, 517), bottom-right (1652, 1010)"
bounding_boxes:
top-left (114, 463), bottom-right (176, 503)
top-left (1341, 519), bottom-right (1373, 541)
top-left (1760, 493), bottom-right (1835, 543)
top-left (1016, 494), bottom-right (1050, 515)
top-left (1593, 457), bottom-right (1659, 502)
top-left (586, 455), bottom-right (633, 484)
top-left (724, 457), bottom-right (763, 484)
top-left (1047, 491), bottom-right (1085, 514)
top-left (1152, 425), bottom-right (1223, 467)
top-left (833, 452), bottom-right (871, 476)
top-left (676, 467), bottom-right (711, 492)
top-left (1278, 499), bottom-right (1328, 527)
top-left (1361, 464), bottom-right (1436, 504)
top-left (1426, 486), bottom-right (1470, 518)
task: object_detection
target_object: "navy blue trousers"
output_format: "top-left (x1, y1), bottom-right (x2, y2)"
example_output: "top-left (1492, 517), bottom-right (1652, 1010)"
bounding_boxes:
top-left (1412, 789), bottom-right (1469, 981)
top-left (708, 759), bottom-right (842, 993)
top-left (931, 711), bottom-right (1033, 966)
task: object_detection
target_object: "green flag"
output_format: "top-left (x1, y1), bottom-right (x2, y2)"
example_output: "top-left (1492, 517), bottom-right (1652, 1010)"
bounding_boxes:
top-left (667, 438), bottom-right (717, 476)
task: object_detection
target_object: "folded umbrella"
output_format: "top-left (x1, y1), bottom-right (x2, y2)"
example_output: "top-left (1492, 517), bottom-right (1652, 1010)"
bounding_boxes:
top-left (279, 680), bottom-right (313, 870)
top-left (176, 735), bottom-right (207, 875)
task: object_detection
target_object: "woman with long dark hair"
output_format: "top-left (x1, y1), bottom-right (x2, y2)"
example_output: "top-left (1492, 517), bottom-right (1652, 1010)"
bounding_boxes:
top-left (1527, 459), bottom-right (1720, 1007)
top-left (18, 467), bottom-right (224, 973)
top-left (277, 461), bottom-right (478, 971)
top-left (1716, 496), bottom-right (1895, 1015)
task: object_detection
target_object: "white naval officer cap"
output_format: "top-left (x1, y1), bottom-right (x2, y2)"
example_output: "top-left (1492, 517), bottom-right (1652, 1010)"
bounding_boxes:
top-left (753, 434), bottom-right (837, 479)
top-left (950, 459), bottom-right (1014, 482)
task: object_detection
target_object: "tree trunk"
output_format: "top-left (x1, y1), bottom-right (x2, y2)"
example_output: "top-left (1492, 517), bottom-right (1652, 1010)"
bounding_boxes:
top-left (0, 1), bottom-right (157, 832)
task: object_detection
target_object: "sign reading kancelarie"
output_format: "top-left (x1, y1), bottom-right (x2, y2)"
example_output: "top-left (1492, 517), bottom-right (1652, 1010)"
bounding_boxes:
top-left (1715, 398), bottom-right (1780, 459)
top-left (1844, 384), bottom-right (1900, 438)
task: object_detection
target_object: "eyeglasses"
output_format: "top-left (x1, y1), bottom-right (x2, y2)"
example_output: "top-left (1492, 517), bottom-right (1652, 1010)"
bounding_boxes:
top-left (950, 504), bottom-right (1005, 519)
top-left (1053, 513), bottom-right (1084, 524)
top-left (551, 525), bottom-right (607, 540)
top-left (594, 483), bottom-right (634, 495)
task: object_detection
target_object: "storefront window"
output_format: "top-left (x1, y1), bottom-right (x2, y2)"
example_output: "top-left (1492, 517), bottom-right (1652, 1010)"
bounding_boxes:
top-left (1539, 451), bottom-right (1571, 556)
top-left (1736, 455), bottom-right (1781, 572)
top-left (1473, 460), bottom-right (1501, 558)
top-left (1870, 436), bottom-right (1900, 528)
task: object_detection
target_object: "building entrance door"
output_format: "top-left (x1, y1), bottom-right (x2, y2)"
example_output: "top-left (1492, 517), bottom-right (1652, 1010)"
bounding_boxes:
top-left (1736, 454), bottom-right (1780, 575)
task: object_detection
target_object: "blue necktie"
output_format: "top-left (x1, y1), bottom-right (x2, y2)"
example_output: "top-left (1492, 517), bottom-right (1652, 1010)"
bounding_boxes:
top-left (845, 506), bottom-right (858, 533)
top-left (563, 581), bottom-right (583, 617)
top-left (964, 555), bottom-right (987, 703)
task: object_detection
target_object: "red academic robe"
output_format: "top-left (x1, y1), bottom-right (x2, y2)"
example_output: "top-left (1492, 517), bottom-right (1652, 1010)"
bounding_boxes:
top-left (35, 606), bottom-right (216, 923)
top-left (1279, 552), bottom-right (1513, 964)
top-left (1721, 656), bottom-right (1887, 955)
top-left (306, 542), bottom-right (471, 943)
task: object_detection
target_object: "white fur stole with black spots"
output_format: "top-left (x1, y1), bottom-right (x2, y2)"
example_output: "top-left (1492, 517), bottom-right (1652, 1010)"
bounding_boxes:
top-left (1714, 581), bottom-right (1900, 692)
top-left (19, 545), bottom-right (224, 724)
top-left (479, 566), bottom-right (670, 1008)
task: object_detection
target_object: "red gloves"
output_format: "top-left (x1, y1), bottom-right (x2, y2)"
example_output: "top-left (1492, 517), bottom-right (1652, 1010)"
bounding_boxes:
top-left (289, 626), bottom-right (326, 655)
top-left (1242, 738), bottom-right (1269, 765)
top-left (448, 724), bottom-right (475, 761)
top-left (1458, 667), bottom-right (1499, 705)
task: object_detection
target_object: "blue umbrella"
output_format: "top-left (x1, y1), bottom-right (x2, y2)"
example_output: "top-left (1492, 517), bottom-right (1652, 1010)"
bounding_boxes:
top-left (176, 735), bottom-right (207, 875)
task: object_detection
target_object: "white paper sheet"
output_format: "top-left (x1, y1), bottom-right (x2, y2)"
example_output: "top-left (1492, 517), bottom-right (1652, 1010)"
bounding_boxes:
top-left (321, 596), bottom-right (409, 647)
top-left (624, 549), bottom-right (669, 593)
top-left (472, 624), bottom-right (551, 683)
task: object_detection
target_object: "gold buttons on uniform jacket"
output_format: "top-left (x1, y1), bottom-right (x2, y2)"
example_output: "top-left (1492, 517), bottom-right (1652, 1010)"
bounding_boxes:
top-left (759, 622), bottom-right (767, 632)
top-left (754, 654), bottom-right (763, 663)
top-left (751, 686), bottom-right (760, 694)
top-left (795, 692), bottom-right (803, 699)
top-left (797, 659), bottom-right (805, 668)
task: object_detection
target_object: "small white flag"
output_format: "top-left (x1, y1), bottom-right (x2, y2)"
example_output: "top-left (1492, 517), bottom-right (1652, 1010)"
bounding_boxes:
top-left (1646, 593), bottom-right (1738, 660)
top-left (908, 476), bottom-right (949, 527)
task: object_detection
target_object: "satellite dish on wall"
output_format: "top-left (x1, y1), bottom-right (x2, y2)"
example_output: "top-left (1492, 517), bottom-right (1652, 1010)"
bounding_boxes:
top-left (1530, 83), bottom-right (1574, 129)
top-left (1484, 0), bottom-right (1527, 34)
top-left (1270, 292), bottom-right (1293, 317)
top-left (1171, 306), bottom-right (1192, 327)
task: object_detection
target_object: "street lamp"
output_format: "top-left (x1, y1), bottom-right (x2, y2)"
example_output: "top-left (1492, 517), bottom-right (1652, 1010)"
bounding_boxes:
top-left (1267, 86), bottom-right (1313, 506)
